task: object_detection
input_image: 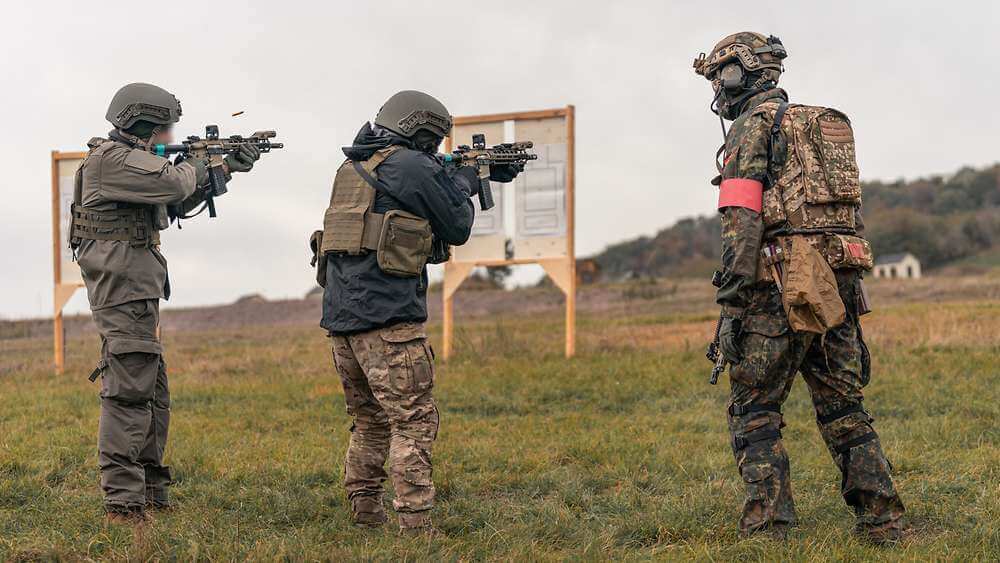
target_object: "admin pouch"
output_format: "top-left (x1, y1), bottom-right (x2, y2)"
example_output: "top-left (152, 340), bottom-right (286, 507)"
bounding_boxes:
top-left (376, 210), bottom-right (434, 277)
top-left (824, 234), bottom-right (873, 271)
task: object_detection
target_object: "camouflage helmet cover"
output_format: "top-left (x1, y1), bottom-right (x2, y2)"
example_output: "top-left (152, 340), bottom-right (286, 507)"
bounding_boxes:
top-left (105, 82), bottom-right (182, 129)
top-left (693, 32), bottom-right (787, 89)
top-left (374, 90), bottom-right (453, 139)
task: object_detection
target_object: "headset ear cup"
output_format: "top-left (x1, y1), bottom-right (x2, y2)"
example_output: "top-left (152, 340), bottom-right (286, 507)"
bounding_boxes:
top-left (720, 63), bottom-right (745, 90)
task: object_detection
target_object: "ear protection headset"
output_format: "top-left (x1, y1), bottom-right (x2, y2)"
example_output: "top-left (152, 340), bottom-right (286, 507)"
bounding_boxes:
top-left (719, 63), bottom-right (746, 90)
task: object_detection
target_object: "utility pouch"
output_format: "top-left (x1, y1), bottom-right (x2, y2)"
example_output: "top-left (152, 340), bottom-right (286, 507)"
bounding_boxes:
top-left (100, 338), bottom-right (162, 403)
top-left (376, 210), bottom-right (433, 278)
top-left (310, 230), bottom-right (328, 288)
top-left (781, 236), bottom-right (846, 334)
top-left (796, 108), bottom-right (862, 205)
top-left (757, 242), bottom-right (786, 288)
top-left (856, 278), bottom-right (873, 316)
top-left (824, 234), bottom-right (873, 271)
top-left (761, 187), bottom-right (787, 228)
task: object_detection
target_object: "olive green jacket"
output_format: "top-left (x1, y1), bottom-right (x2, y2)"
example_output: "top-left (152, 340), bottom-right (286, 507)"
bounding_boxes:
top-left (76, 138), bottom-right (204, 310)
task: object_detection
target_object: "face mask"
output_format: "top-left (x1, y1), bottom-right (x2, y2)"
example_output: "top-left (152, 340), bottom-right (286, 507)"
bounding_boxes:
top-left (412, 130), bottom-right (443, 154)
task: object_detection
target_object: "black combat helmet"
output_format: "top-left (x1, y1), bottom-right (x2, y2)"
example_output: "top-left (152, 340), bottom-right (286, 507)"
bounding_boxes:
top-left (105, 83), bottom-right (182, 130)
top-left (374, 90), bottom-right (453, 139)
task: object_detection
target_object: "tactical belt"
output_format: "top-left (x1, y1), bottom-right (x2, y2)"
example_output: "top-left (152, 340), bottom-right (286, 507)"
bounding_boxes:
top-left (729, 402), bottom-right (781, 417)
top-left (733, 428), bottom-right (782, 451)
top-left (817, 402), bottom-right (866, 425)
top-left (70, 204), bottom-right (159, 248)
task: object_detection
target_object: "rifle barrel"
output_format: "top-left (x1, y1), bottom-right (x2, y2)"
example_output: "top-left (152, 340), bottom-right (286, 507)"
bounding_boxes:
top-left (155, 144), bottom-right (189, 156)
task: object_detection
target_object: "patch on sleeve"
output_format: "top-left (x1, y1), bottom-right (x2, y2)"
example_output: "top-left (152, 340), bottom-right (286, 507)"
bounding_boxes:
top-left (718, 178), bottom-right (763, 212)
top-left (123, 150), bottom-right (168, 174)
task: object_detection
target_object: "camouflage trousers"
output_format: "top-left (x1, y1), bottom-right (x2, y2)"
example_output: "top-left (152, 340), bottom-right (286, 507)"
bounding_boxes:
top-left (91, 299), bottom-right (171, 513)
top-left (727, 272), bottom-right (905, 535)
top-left (331, 322), bottom-right (439, 522)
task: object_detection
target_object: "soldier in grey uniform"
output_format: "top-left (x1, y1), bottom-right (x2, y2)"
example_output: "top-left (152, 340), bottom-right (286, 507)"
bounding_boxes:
top-left (72, 83), bottom-right (260, 524)
top-left (313, 90), bottom-right (520, 533)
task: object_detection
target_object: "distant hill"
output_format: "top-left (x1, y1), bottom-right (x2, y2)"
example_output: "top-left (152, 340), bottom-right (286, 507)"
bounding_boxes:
top-left (591, 164), bottom-right (1000, 278)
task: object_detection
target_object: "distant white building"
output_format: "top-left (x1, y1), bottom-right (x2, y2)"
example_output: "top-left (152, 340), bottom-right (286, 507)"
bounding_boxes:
top-left (873, 253), bottom-right (922, 279)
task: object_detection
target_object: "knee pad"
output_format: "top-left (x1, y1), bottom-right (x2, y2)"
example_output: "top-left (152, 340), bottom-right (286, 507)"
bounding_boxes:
top-left (817, 402), bottom-right (876, 452)
top-left (729, 402), bottom-right (783, 455)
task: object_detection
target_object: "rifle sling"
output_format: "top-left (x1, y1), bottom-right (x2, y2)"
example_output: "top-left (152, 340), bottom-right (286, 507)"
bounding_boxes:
top-left (352, 161), bottom-right (386, 252)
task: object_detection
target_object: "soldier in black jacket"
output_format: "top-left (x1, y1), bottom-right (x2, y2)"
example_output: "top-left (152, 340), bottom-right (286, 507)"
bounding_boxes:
top-left (313, 90), bottom-right (518, 532)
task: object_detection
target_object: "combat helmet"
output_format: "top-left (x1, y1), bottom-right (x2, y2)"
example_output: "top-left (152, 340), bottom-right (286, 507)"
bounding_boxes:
top-left (105, 83), bottom-right (182, 130)
top-left (694, 32), bottom-right (787, 119)
top-left (374, 90), bottom-right (453, 139)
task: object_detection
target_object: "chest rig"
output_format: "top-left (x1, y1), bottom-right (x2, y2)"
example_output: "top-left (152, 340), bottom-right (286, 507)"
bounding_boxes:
top-left (319, 146), bottom-right (433, 278)
top-left (69, 138), bottom-right (161, 251)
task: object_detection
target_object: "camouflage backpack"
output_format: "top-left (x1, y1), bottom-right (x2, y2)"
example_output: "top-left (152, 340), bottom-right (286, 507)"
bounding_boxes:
top-left (758, 102), bottom-right (862, 233)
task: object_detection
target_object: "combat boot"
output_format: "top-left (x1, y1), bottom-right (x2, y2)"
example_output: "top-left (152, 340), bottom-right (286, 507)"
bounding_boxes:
top-left (146, 499), bottom-right (171, 512)
top-left (146, 490), bottom-right (171, 512)
top-left (105, 507), bottom-right (151, 527)
top-left (350, 496), bottom-right (388, 528)
top-left (859, 520), bottom-right (911, 546)
top-left (398, 511), bottom-right (436, 536)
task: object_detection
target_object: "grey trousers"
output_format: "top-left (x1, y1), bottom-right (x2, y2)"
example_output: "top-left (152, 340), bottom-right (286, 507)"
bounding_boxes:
top-left (91, 299), bottom-right (171, 511)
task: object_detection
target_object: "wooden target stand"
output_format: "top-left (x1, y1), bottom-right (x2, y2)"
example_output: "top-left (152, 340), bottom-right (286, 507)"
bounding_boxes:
top-left (51, 151), bottom-right (87, 374)
top-left (441, 106), bottom-right (576, 359)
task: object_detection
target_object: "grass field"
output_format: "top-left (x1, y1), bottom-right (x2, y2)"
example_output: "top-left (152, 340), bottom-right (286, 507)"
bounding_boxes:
top-left (1, 281), bottom-right (998, 561)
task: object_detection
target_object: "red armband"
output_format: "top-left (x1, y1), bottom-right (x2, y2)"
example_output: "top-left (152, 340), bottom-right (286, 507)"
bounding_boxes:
top-left (718, 178), bottom-right (763, 212)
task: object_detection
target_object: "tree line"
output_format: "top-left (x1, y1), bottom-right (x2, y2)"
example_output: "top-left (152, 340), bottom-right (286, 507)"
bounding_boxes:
top-left (592, 164), bottom-right (1000, 278)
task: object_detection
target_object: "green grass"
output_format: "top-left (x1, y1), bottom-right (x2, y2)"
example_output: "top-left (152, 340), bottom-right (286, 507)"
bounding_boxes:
top-left (0, 302), bottom-right (998, 561)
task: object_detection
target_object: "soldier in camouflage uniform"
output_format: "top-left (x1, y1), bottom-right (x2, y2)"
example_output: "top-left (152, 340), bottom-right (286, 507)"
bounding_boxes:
top-left (694, 33), bottom-right (907, 543)
top-left (73, 83), bottom-right (260, 524)
top-left (314, 91), bottom-right (519, 532)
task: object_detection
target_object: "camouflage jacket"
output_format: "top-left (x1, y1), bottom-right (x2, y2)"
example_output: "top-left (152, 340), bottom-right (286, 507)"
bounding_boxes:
top-left (715, 88), bottom-right (866, 317)
top-left (715, 88), bottom-right (788, 317)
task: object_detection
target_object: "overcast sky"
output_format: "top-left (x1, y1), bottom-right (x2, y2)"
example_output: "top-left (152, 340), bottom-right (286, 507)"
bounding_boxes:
top-left (2, 0), bottom-right (997, 319)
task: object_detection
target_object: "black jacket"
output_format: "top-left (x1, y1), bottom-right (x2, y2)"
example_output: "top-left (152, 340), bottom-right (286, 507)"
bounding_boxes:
top-left (321, 124), bottom-right (476, 334)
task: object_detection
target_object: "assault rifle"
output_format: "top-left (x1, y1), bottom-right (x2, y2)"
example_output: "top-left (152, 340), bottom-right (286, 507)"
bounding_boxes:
top-left (442, 134), bottom-right (537, 211)
top-left (706, 314), bottom-right (728, 385)
top-left (154, 125), bottom-right (284, 217)
top-left (706, 270), bottom-right (727, 385)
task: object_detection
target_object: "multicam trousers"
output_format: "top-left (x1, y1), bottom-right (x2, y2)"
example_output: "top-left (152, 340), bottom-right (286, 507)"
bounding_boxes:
top-left (727, 271), bottom-right (905, 535)
top-left (91, 298), bottom-right (171, 513)
top-left (331, 322), bottom-right (439, 520)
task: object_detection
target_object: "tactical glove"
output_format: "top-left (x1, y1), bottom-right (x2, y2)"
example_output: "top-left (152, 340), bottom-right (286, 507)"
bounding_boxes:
top-left (718, 316), bottom-right (743, 364)
top-left (224, 143), bottom-right (260, 173)
top-left (181, 156), bottom-right (209, 187)
top-left (489, 163), bottom-right (522, 183)
top-left (454, 165), bottom-right (482, 197)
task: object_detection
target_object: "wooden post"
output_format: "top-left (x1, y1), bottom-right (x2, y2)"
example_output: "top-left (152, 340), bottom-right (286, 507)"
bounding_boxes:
top-left (51, 151), bottom-right (65, 374)
top-left (442, 262), bottom-right (474, 360)
top-left (51, 151), bottom-right (86, 374)
top-left (565, 105), bottom-right (576, 358)
top-left (442, 293), bottom-right (454, 360)
top-left (442, 107), bottom-right (577, 359)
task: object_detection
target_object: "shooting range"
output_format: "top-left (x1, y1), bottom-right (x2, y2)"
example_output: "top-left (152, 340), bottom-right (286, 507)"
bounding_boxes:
top-left (442, 106), bottom-right (576, 359)
top-left (50, 150), bottom-right (86, 374)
